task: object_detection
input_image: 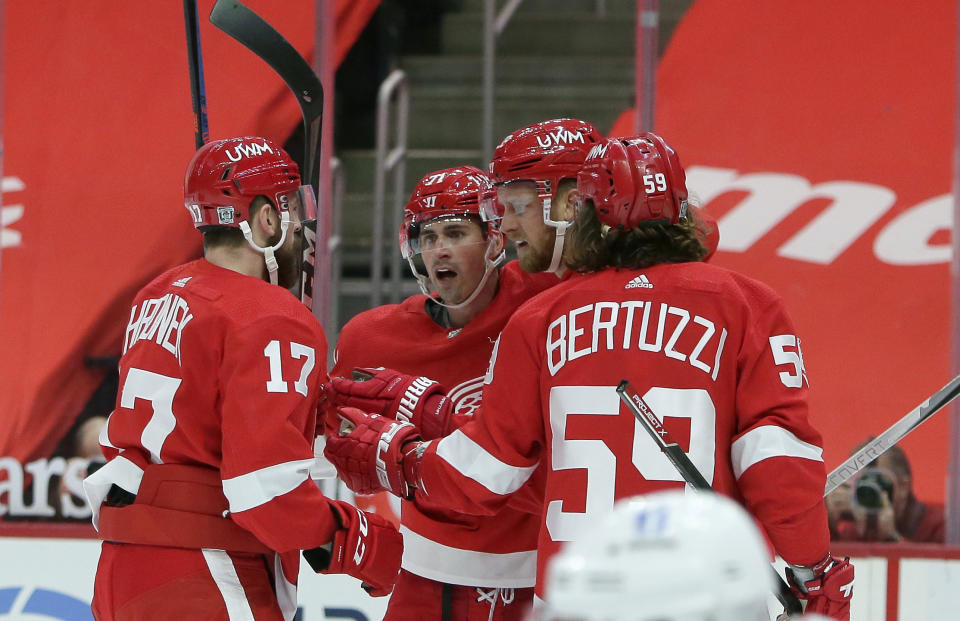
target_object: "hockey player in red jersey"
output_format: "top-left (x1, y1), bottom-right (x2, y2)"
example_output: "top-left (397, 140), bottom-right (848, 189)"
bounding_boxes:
top-left (331, 165), bottom-right (558, 621)
top-left (324, 133), bottom-right (854, 619)
top-left (83, 137), bottom-right (402, 620)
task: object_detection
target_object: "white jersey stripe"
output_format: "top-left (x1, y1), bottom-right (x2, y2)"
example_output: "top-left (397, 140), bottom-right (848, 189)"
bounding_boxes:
top-left (272, 553), bottom-right (298, 621)
top-left (730, 425), bottom-right (823, 479)
top-left (82, 454), bottom-right (144, 530)
top-left (222, 458), bottom-right (314, 513)
top-left (400, 525), bottom-right (537, 587)
top-left (435, 429), bottom-right (537, 495)
top-left (202, 549), bottom-right (256, 621)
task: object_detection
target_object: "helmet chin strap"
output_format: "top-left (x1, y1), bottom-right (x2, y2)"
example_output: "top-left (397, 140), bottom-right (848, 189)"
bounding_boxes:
top-left (238, 211), bottom-right (291, 286)
top-left (541, 196), bottom-right (572, 275)
top-left (410, 236), bottom-right (506, 310)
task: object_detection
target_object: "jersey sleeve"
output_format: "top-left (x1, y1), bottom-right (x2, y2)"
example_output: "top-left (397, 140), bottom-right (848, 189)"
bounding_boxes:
top-left (416, 320), bottom-right (545, 517)
top-left (732, 294), bottom-right (830, 566)
top-left (219, 315), bottom-right (337, 553)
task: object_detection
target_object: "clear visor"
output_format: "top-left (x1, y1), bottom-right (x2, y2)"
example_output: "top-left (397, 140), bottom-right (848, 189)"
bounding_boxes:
top-left (409, 215), bottom-right (488, 257)
top-left (495, 179), bottom-right (550, 216)
top-left (277, 185), bottom-right (318, 229)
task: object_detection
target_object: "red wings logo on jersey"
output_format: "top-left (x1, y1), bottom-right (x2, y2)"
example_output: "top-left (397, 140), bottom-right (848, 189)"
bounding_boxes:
top-left (448, 376), bottom-right (485, 417)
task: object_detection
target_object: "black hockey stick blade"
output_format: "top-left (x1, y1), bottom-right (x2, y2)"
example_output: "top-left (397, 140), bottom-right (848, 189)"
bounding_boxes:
top-left (824, 372), bottom-right (960, 496)
top-left (183, 0), bottom-right (210, 148)
top-left (209, 0), bottom-right (323, 190)
top-left (616, 380), bottom-right (804, 617)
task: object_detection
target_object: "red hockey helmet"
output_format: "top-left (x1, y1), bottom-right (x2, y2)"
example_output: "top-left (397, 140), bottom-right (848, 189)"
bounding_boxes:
top-left (577, 133), bottom-right (689, 229)
top-left (400, 166), bottom-right (505, 308)
top-left (489, 118), bottom-right (603, 203)
top-left (183, 136), bottom-right (318, 292)
top-left (399, 166), bottom-right (499, 259)
top-left (183, 136), bottom-right (316, 229)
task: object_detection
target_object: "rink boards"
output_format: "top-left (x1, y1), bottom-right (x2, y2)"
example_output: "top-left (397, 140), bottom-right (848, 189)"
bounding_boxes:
top-left (0, 534), bottom-right (958, 620)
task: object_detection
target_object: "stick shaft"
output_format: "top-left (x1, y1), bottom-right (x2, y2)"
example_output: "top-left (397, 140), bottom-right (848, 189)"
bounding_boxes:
top-left (616, 380), bottom-right (803, 617)
top-left (824, 373), bottom-right (960, 495)
top-left (183, 0), bottom-right (209, 148)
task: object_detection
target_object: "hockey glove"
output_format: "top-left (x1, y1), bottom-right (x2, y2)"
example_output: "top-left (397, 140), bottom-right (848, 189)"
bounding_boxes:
top-left (303, 500), bottom-right (402, 597)
top-left (323, 406), bottom-right (422, 498)
top-left (329, 367), bottom-right (454, 440)
top-left (786, 554), bottom-right (854, 620)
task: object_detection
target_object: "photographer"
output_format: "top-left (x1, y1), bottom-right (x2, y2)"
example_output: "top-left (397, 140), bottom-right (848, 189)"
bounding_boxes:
top-left (826, 439), bottom-right (944, 543)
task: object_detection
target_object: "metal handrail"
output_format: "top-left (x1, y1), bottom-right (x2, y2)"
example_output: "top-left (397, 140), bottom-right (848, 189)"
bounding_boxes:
top-left (371, 69), bottom-right (409, 306)
top-left (327, 156), bottom-right (345, 349)
top-left (634, 0), bottom-right (659, 132)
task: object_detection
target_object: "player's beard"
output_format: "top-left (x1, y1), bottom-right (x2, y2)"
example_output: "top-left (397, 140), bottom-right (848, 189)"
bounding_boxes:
top-left (272, 232), bottom-right (301, 291)
top-left (517, 228), bottom-right (556, 273)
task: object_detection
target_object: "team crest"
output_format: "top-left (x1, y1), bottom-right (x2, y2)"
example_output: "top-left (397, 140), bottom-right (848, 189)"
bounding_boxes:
top-left (449, 376), bottom-right (485, 417)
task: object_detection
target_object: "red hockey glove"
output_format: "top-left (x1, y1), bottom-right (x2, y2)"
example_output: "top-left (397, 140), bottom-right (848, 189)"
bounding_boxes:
top-left (329, 367), bottom-right (454, 440)
top-left (786, 555), bottom-right (854, 620)
top-left (303, 500), bottom-right (402, 597)
top-left (323, 406), bottom-right (422, 498)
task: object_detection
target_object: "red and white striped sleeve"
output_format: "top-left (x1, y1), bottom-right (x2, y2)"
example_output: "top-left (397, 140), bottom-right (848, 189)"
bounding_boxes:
top-left (731, 292), bottom-right (830, 566)
top-left (416, 319), bottom-right (546, 517)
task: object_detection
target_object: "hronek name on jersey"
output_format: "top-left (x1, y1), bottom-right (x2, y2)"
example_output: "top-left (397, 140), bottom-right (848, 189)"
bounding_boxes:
top-left (546, 300), bottom-right (727, 379)
top-left (123, 293), bottom-right (194, 362)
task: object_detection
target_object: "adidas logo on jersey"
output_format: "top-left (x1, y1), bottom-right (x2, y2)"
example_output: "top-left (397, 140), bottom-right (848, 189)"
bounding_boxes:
top-left (625, 274), bottom-right (654, 289)
top-left (172, 277), bottom-right (192, 288)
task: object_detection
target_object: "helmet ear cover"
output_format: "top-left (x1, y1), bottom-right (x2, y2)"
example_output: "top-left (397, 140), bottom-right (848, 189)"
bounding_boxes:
top-left (577, 132), bottom-right (689, 230)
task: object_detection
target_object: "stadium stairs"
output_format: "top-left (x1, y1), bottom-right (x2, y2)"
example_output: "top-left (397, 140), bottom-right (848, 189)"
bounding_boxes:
top-left (333, 0), bottom-right (691, 334)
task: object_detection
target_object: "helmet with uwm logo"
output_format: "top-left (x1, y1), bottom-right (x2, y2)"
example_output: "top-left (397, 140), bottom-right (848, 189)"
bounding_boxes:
top-left (183, 136), bottom-right (312, 229)
top-left (183, 136), bottom-right (318, 290)
top-left (490, 118), bottom-right (603, 273)
top-left (489, 118), bottom-right (603, 199)
top-left (578, 133), bottom-right (689, 229)
top-left (400, 166), bottom-right (504, 309)
top-left (541, 491), bottom-right (773, 621)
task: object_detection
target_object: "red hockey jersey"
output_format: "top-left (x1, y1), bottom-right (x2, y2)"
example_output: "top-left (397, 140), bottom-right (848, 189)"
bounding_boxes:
top-left (332, 261), bottom-right (557, 587)
top-left (415, 262), bottom-right (832, 594)
top-left (85, 259), bottom-right (336, 584)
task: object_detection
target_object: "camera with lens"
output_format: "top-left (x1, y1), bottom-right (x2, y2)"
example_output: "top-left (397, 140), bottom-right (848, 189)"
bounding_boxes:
top-left (855, 469), bottom-right (895, 511)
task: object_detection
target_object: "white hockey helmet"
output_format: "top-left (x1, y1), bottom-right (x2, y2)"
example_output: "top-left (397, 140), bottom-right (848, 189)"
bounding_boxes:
top-left (541, 490), bottom-right (773, 621)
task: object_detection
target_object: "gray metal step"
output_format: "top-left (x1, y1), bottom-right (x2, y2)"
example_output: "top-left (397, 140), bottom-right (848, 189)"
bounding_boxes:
top-left (442, 13), bottom-right (635, 56)
top-left (408, 99), bottom-right (628, 149)
top-left (338, 148), bottom-right (486, 199)
top-left (459, 0), bottom-right (635, 14)
top-left (401, 55), bottom-right (634, 86)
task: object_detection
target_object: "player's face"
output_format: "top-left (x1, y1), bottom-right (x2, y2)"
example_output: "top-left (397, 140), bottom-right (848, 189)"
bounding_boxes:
top-left (497, 181), bottom-right (554, 273)
top-left (419, 217), bottom-right (489, 305)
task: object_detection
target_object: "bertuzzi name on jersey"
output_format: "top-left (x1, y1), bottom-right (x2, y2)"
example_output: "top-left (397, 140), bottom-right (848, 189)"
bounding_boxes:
top-left (546, 299), bottom-right (728, 380)
top-left (123, 292), bottom-right (194, 361)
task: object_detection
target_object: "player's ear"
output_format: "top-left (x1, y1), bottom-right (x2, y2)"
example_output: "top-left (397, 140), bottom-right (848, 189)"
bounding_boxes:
top-left (553, 186), bottom-right (579, 222)
top-left (488, 228), bottom-right (505, 258)
top-left (254, 199), bottom-right (279, 237)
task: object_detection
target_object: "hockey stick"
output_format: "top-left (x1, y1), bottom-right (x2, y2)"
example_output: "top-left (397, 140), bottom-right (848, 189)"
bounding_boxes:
top-left (823, 372), bottom-right (960, 496)
top-left (616, 380), bottom-right (804, 617)
top-left (209, 0), bottom-right (323, 191)
top-left (209, 0), bottom-right (324, 315)
top-left (183, 0), bottom-right (210, 148)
